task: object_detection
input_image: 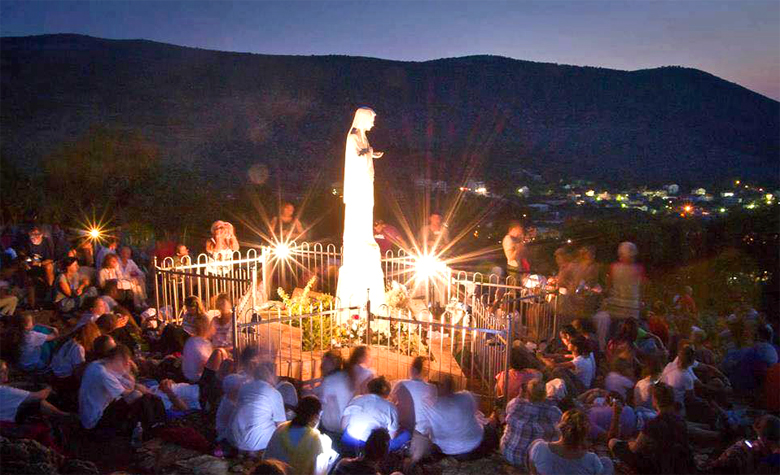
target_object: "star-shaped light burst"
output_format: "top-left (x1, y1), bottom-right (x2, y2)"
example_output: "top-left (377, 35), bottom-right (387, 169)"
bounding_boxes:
top-left (74, 211), bottom-right (115, 246)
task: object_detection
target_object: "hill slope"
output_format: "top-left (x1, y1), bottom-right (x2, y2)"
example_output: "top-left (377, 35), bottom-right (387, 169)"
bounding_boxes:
top-left (2, 34), bottom-right (778, 189)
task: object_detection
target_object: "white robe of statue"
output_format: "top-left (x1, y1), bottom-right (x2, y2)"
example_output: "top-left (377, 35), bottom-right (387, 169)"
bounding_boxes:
top-left (336, 107), bottom-right (386, 320)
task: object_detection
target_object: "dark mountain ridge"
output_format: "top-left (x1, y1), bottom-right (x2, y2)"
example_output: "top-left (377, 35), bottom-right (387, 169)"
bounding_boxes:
top-left (2, 34), bottom-right (778, 189)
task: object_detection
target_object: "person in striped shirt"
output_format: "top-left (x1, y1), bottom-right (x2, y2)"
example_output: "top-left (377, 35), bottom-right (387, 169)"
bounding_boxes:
top-left (501, 378), bottom-right (562, 467)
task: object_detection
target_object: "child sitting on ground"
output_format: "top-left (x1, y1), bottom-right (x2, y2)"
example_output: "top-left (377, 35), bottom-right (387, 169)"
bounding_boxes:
top-left (16, 313), bottom-right (60, 372)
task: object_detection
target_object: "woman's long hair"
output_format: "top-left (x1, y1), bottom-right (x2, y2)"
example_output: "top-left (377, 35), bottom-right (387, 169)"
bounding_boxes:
top-left (558, 409), bottom-right (589, 449)
top-left (184, 296), bottom-right (207, 316)
top-left (346, 345), bottom-right (369, 390)
top-left (74, 322), bottom-right (101, 353)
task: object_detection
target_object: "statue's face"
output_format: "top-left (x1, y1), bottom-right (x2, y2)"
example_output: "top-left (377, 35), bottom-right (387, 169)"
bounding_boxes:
top-left (365, 114), bottom-right (375, 131)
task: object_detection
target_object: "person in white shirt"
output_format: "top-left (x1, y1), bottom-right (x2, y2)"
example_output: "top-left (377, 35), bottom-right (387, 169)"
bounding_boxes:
top-left (502, 221), bottom-right (527, 279)
top-left (210, 293), bottom-right (234, 349)
top-left (423, 376), bottom-right (493, 458)
top-left (229, 361), bottom-right (287, 455)
top-left (314, 351), bottom-right (354, 434)
top-left (118, 246), bottom-right (147, 306)
top-left (17, 313), bottom-right (60, 371)
top-left (51, 322), bottom-right (101, 380)
top-left (0, 359), bottom-right (70, 423)
top-left (659, 345), bottom-right (701, 417)
top-left (95, 238), bottom-right (118, 274)
top-left (78, 344), bottom-right (159, 431)
top-left (153, 379), bottom-right (201, 412)
top-left (346, 346), bottom-right (375, 395)
top-left (341, 376), bottom-right (407, 454)
top-left (98, 254), bottom-right (137, 309)
top-left (390, 356), bottom-right (436, 468)
top-left (182, 314), bottom-right (228, 385)
top-left (633, 357), bottom-right (663, 412)
top-left (540, 337), bottom-right (595, 394)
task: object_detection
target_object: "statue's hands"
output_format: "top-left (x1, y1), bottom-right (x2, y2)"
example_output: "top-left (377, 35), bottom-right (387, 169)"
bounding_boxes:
top-left (373, 151), bottom-right (384, 159)
top-left (359, 147), bottom-right (373, 156)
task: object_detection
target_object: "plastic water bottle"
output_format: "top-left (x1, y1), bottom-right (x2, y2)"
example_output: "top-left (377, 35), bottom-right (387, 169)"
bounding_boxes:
top-left (131, 422), bottom-right (143, 448)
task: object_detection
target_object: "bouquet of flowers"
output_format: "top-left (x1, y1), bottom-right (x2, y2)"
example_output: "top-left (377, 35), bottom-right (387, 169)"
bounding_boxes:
top-left (385, 281), bottom-right (410, 311)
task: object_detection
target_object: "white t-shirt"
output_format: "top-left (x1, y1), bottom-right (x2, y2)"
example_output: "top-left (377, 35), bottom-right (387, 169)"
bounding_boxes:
top-left (229, 379), bottom-right (287, 451)
top-left (314, 371), bottom-right (354, 433)
top-left (633, 376), bottom-right (655, 410)
top-left (211, 318), bottom-right (234, 348)
top-left (182, 336), bottom-right (213, 383)
top-left (425, 392), bottom-right (484, 455)
top-left (342, 394), bottom-right (399, 441)
top-left (19, 330), bottom-right (48, 371)
top-left (660, 362), bottom-right (696, 414)
top-left (391, 378), bottom-right (436, 434)
top-left (352, 364), bottom-right (375, 395)
top-left (604, 372), bottom-right (634, 400)
top-left (0, 385), bottom-right (30, 422)
top-left (572, 354), bottom-right (595, 389)
top-left (154, 383), bottom-right (201, 411)
top-left (79, 360), bottom-right (126, 429)
top-left (51, 339), bottom-right (86, 378)
top-left (528, 439), bottom-right (607, 475)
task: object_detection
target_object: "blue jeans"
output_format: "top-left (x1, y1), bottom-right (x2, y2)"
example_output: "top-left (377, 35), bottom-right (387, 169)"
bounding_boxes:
top-left (341, 428), bottom-right (411, 453)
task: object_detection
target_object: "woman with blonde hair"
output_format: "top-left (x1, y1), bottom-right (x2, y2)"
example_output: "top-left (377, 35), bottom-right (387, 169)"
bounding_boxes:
top-left (206, 221), bottom-right (239, 260)
top-left (528, 408), bottom-right (613, 475)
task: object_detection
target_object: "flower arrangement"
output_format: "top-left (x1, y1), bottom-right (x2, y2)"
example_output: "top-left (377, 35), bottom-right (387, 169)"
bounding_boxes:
top-left (272, 277), bottom-right (430, 358)
top-left (385, 280), bottom-right (410, 311)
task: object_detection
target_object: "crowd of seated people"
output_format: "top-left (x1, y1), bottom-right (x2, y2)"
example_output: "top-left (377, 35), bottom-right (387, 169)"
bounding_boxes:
top-left (0, 224), bottom-right (778, 475)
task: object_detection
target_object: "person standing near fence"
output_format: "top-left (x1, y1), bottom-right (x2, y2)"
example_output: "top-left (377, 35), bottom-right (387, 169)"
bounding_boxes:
top-left (503, 221), bottom-right (529, 283)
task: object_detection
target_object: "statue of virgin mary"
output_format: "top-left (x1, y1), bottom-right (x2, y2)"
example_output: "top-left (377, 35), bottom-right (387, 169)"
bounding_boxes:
top-left (336, 107), bottom-right (386, 319)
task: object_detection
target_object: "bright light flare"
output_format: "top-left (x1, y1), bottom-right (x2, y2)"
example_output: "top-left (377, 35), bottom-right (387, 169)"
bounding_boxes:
top-left (414, 252), bottom-right (447, 282)
top-left (683, 205), bottom-right (693, 213)
top-left (272, 242), bottom-right (291, 260)
top-left (89, 228), bottom-right (101, 239)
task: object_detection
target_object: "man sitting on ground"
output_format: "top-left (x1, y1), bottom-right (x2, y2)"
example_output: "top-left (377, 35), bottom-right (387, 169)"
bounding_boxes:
top-left (390, 356), bottom-right (436, 468)
top-left (341, 376), bottom-right (407, 454)
top-left (423, 375), bottom-right (498, 460)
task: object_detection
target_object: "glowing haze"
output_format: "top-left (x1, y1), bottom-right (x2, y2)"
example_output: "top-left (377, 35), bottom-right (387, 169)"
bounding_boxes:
top-left (1, 0), bottom-right (778, 100)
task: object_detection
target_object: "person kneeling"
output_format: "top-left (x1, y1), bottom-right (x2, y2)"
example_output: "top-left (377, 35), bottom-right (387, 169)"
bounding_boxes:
top-left (341, 376), bottom-right (409, 454)
top-left (264, 395), bottom-right (338, 475)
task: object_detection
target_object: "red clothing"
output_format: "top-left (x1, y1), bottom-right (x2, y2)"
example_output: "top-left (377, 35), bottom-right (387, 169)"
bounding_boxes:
top-left (154, 240), bottom-right (176, 262)
top-left (495, 368), bottom-right (543, 400)
top-left (763, 363), bottom-right (780, 412)
top-left (647, 315), bottom-right (670, 347)
top-left (374, 224), bottom-right (403, 255)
